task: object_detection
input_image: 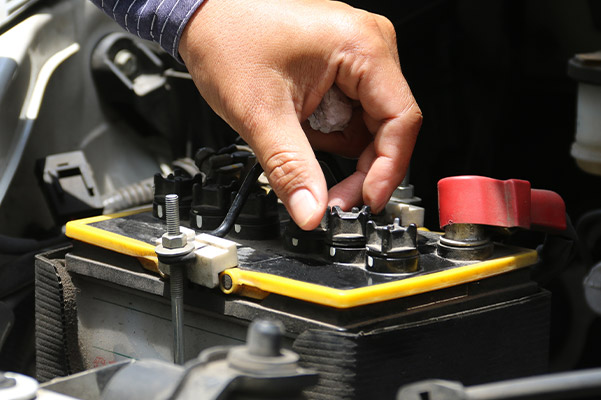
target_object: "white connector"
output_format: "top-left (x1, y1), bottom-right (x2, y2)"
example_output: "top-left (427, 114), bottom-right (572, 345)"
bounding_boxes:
top-left (385, 202), bottom-right (425, 227)
top-left (188, 233), bottom-right (238, 288)
top-left (157, 230), bottom-right (238, 288)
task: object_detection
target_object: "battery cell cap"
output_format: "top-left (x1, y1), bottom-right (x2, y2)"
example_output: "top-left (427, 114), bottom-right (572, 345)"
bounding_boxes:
top-left (438, 176), bottom-right (566, 232)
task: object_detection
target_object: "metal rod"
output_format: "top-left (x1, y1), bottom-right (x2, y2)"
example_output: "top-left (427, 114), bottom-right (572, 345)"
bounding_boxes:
top-left (467, 368), bottom-right (601, 400)
top-left (164, 193), bottom-right (185, 365)
top-left (170, 264), bottom-right (185, 365)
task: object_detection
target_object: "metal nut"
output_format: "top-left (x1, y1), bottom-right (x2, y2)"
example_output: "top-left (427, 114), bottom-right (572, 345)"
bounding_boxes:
top-left (161, 232), bottom-right (187, 249)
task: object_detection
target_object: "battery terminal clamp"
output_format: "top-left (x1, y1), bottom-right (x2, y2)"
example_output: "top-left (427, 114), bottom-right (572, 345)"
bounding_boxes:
top-left (437, 176), bottom-right (567, 260)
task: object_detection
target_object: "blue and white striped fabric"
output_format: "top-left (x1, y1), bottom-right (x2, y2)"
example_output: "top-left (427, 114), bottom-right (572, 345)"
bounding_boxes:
top-left (90, 0), bottom-right (204, 61)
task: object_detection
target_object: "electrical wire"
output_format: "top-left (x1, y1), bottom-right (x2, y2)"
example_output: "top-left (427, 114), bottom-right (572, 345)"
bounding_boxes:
top-left (210, 162), bottom-right (264, 238)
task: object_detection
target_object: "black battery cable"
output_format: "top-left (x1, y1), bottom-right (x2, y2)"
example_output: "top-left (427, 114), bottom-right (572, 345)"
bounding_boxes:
top-left (210, 162), bottom-right (264, 238)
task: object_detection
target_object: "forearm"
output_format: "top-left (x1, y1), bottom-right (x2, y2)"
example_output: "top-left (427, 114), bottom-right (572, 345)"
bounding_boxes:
top-left (88, 0), bottom-right (204, 60)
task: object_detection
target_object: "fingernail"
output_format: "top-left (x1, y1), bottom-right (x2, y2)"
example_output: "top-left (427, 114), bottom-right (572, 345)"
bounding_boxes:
top-left (288, 188), bottom-right (318, 229)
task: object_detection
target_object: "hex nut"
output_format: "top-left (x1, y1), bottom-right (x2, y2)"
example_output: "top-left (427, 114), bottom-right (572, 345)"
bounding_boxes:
top-left (162, 232), bottom-right (187, 249)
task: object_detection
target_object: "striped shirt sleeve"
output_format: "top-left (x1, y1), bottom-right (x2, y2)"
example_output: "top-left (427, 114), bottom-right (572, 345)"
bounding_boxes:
top-left (89, 0), bottom-right (204, 62)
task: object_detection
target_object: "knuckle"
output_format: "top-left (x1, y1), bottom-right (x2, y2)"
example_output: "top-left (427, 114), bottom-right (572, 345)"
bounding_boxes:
top-left (404, 105), bottom-right (424, 133)
top-left (357, 11), bottom-right (395, 38)
top-left (377, 15), bottom-right (396, 39)
top-left (353, 15), bottom-right (394, 58)
top-left (355, 10), bottom-right (380, 31)
top-left (334, 12), bottom-right (392, 67)
top-left (263, 151), bottom-right (307, 197)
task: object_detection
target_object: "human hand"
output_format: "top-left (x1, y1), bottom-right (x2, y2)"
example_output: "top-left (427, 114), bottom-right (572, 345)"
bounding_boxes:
top-left (179, 0), bottom-right (422, 230)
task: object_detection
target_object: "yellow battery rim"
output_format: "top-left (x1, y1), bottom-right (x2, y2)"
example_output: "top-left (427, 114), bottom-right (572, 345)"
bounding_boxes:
top-left (65, 207), bottom-right (160, 272)
top-left (66, 210), bottom-right (538, 308)
top-left (219, 248), bottom-right (537, 308)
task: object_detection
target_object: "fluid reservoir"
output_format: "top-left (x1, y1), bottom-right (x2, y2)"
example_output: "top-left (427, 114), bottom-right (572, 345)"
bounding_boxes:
top-left (568, 51), bottom-right (601, 175)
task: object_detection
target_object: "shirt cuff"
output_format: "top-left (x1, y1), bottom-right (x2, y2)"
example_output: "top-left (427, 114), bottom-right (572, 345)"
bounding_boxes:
top-left (91, 0), bottom-right (205, 63)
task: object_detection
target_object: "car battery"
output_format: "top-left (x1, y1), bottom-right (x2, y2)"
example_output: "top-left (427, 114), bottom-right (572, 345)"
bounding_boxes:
top-left (34, 176), bottom-right (564, 399)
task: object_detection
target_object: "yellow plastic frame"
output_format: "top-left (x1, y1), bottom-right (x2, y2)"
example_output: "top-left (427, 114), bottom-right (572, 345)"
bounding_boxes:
top-left (66, 210), bottom-right (538, 309)
top-left (65, 207), bottom-right (160, 272)
top-left (220, 248), bottom-right (538, 308)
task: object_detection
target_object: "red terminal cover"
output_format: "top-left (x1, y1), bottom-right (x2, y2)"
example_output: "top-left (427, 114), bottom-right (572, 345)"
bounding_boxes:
top-left (438, 176), bottom-right (566, 232)
top-left (530, 189), bottom-right (567, 232)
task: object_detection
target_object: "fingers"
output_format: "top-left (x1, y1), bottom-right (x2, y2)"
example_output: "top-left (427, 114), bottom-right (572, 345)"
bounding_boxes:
top-left (327, 142), bottom-right (375, 209)
top-left (246, 112), bottom-right (329, 231)
top-left (363, 106), bottom-right (421, 212)
top-left (334, 21), bottom-right (422, 213)
top-left (327, 171), bottom-right (366, 209)
top-left (361, 81), bottom-right (422, 212)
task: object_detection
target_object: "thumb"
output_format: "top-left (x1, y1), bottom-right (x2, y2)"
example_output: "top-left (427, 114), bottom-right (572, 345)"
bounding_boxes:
top-left (247, 115), bottom-right (328, 231)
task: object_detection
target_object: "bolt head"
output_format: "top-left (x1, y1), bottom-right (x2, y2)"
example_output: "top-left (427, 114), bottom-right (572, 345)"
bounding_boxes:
top-left (247, 319), bottom-right (285, 357)
top-left (392, 184), bottom-right (414, 200)
top-left (161, 232), bottom-right (187, 249)
top-left (113, 49), bottom-right (138, 77)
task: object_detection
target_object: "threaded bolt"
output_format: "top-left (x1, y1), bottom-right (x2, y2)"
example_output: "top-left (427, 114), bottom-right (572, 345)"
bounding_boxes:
top-left (163, 193), bottom-right (187, 365)
top-left (165, 194), bottom-right (180, 236)
top-left (170, 264), bottom-right (185, 365)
